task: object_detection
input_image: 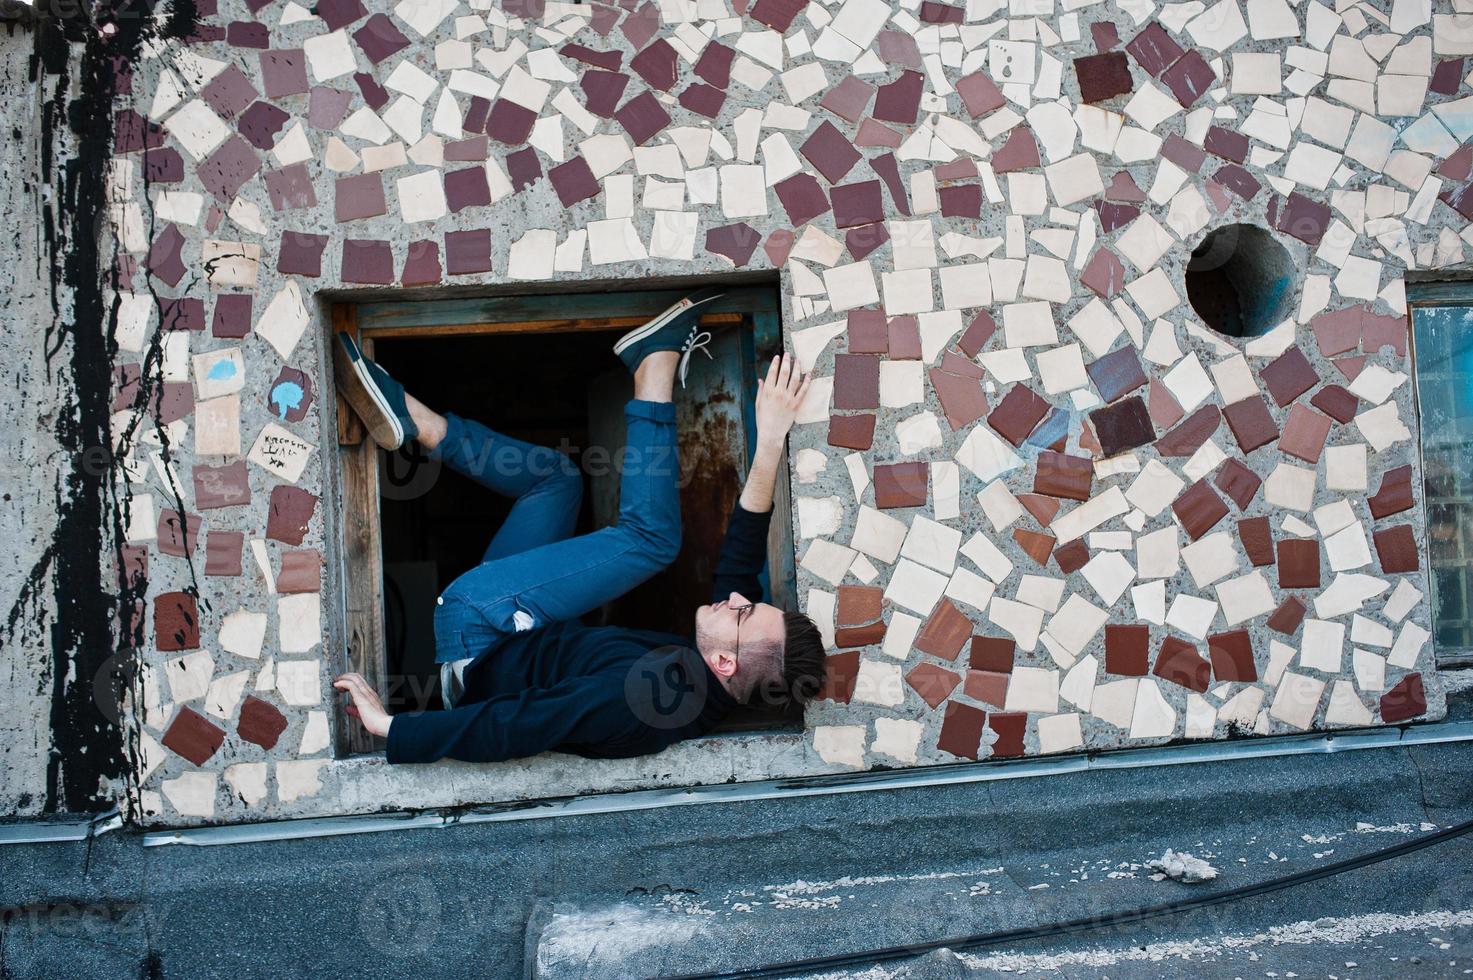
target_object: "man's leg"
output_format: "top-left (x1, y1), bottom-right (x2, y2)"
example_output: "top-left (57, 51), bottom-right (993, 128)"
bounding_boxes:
top-left (433, 352), bottom-right (684, 663)
top-left (407, 394), bottom-right (582, 562)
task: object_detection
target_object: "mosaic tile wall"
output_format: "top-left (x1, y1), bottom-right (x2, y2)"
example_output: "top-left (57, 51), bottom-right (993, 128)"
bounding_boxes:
top-left (110, 0), bottom-right (1463, 822)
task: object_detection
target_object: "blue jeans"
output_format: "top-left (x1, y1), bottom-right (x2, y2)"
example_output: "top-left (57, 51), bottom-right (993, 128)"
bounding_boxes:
top-left (430, 399), bottom-right (682, 664)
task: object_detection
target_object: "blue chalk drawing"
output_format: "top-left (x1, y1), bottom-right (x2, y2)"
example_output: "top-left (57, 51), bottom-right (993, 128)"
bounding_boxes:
top-left (270, 380), bottom-right (305, 420)
top-left (206, 359), bottom-right (237, 381)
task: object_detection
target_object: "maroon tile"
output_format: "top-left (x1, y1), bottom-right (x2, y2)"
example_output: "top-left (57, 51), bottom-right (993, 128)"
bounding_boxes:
top-left (277, 231), bottom-right (328, 277)
top-left (204, 530), bottom-right (243, 576)
top-left (155, 592), bottom-right (200, 651)
top-left (613, 90), bottom-right (670, 145)
top-left (443, 166), bottom-right (492, 212)
top-left (259, 49), bottom-right (308, 99)
top-left (1086, 346), bottom-right (1146, 403)
top-left (157, 509), bottom-right (203, 557)
top-left (353, 73), bottom-right (389, 112)
top-left (1278, 539), bottom-right (1321, 588)
top-left (118, 544), bottom-right (148, 591)
top-left (114, 109), bottom-right (165, 154)
top-left (1439, 145), bottom-right (1473, 182)
top-left (401, 239), bottom-right (441, 286)
top-left (1019, 493), bottom-right (1061, 525)
top-left (873, 461), bottom-right (928, 509)
top-left (237, 100), bottom-right (289, 150)
top-left (1074, 51), bottom-right (1133, 102)
top-left (145, 226), bottom-right (185, 288)
top-left (956, 70), bottom-right (1005, 117)
top-left (916, 598), bottom-right (973, 660)
top-left (548, 156), bottom-right (601, 207)
top-left (1309, 384), bottom-right (1357, 424)
top-left (987, 712), bottom-right (1027, 758)
top-left (749, 0), bottom-right (807, 31)
top-left (212, 294), bottom-right (252, 338)
top-left (833, 354), bottom-right (881, 410)
top-left (1363, 311), bottom-right (1408, 356)
top-left (888, 315), bottom-right (921, 359)
top-left (1013, 529), bottom-right (1056, 567)
top-left (1172, 479), bottom-right (1229, 541)
top-left (1092, 20), bottom-right (1121, 51)
top-left (1260, 347), bottom-right (1319, 407)
top-left (764, 229), bottom-right (797, 265)
top-left (873, 70), bottom-right (924, 124)
top-left (226, 22), bottom-right (269, 48)
top-left (159, 297), bottom-right (205, 331)
top-left (1274, 192), bottom-right (1332, 247)
top-left (308, 85), bottom-right (353, 130)
top-left (1153, 404), bottom-right (1218, 457)
top-left (1089, 395), bottom-right (1155, 456)
top-left (353, 13), bottom-right (409, 63)
top-left (817, 650), bottom-right (861, 703)
top-left (970, 636), bottom-right (1015, 673)
top-left (162, 706), bottom-right (226, 765)
top-left (1161, 48), bottom-right (1216, 107)
top-left (854, 225), bottom-right (893, 263)
top-left (334, 173), bottom-right (386, 223)
top-left (957, 311), bottom-right (996, 356)
top-left (938, 183), bottom-right (982, 218)
top-left (847, 309), bottom-right (888, 353)
top-left (1381, 673), bottom-right (1426, 723)
top-left (277, 548), bottom-right (322, 593)
top-left (1034, 451), bottom-right (1093, 501)
top-left (1223, 395), bottom-right (1279, 453)
top-left (820, 76), bottom-right (875, 122)
top-left (1374, 525), bottom-right (1419, 573)
top-left (462, 94), bottom-right (492, 132)
top-left (837, 584), bottom-right (884, 626)
top-left (195, 460), bottom-right (251, 510)
top-left (990, 126), bottom-right (1040, 174)
top-left (828, 413), bottom-right (876, 450)
top-left (908, 662), bottom-right (963, 708)
top-left (693, 41), bottom-right (734, 88)
top-left (1431, 58), bottom-right (1464, 96)
top-left (264, 162), bottom-right (316, 211)
top-left (877, 30), bottom-right (923, 69)
top-left (1080, 248), bottom-right (1125, 298)
top-left (919, 0), bottom-right (963, 22)
top-left (444, 229), bottom-right (492, 275)
top-left (1105, 624), bottom-right (1150, 676)
top-left (620, 2), bottom-right (660, 49)
top-left (705, 222), bottom-right (761, 267)
top-left (774, 172), bottom-right (831, 226)
top-left (1154, 636), bottom-right (1210, 692)
top-left (965, 669), bottom-right (1009, 707)
top-left (316, 0), bottom-right (366, 29)
top-left (1369, 465), bottom-right (1415, 519)
top-left (835, 622), bottom-right (886, 648)
top-left (341, 239), bottom-right (394, 285)
top-left (869, 152), bottom-right (910, 214)
top-left (143, 146), bottom-right (184, 183)
top-left (1267, 596), bottom-right (1307, 635)
top-left (1213, 164), bottom-right (1261, 201)
top-left (678, 83), bottom-right (725, 118)
top-left (930, 369), bottom-right (989, 429)
top-left (202, 65), bottom-right (259, 121)
top-left (1204, 125), bottom-right (1249, 163)
top-left (1095, 199), bottom-right (1140, 232)
top-left (1333, 355), bottom-right (1366, 381)
top-left (1053, 538), bottom-right (1090, 573)
top-left (1207, 630), bottom-right (1257, 682)
top-left (934, 158), bottom-right (978, 182)
top-left (800, 121), bottom-right (862, 184)
top-left (487, 98), bottom-right (536, 145)
top-left (630, 38), bottom-right (679, 90)
top-left (560, 42), bottom-right (623, 71)
top-left (1125, 22), bottom-right (1184, 76)
top-left (823, 180), bottom-right (882, 230)
top-left (1215, 458), bottom-right (1261, 510)
top-left (266, 486), bottom-right (317, 545)
top-left (1161, 135), bottom-right (1207, 173)
top-left (937, 701), bottom-right (987, 758)
top-left (505, 147), bottom-right (542, 191)
top-left (198, 135), bottom-right (261, 203)
top-left (1278, 404), bottom-right (1332, 463)
top-left (988, 384), bottom-right (1051, 447)
top-left (238, 695), bottom-right (290, 750)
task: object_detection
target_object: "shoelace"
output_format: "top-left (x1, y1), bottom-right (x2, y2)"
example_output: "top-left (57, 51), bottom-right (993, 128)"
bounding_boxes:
top-left (678, 325), bottom-right (713, 387)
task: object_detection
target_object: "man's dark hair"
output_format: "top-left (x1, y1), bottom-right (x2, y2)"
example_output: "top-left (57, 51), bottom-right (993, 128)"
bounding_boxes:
top-left (778, 611), bottom-right (825, 707)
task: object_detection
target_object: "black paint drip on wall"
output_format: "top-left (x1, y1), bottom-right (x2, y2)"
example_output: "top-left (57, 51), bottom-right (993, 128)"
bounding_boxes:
top-left (0, 0), bottom-right (198, 814)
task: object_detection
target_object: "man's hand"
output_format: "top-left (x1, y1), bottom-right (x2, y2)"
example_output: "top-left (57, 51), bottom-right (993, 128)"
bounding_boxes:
top-left (333, 672), bottom-right (393, 738)
top-left (754, 353), bottom-right (812, 451)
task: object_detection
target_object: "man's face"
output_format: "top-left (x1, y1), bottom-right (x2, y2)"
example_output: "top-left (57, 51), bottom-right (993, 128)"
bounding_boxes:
top-left (694, 592), bottom-right (785, 665)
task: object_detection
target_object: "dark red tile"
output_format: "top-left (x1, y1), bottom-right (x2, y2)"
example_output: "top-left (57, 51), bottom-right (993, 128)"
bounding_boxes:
top-left (1216, 458), bottom-right (1261, 510)
top-left (818, 651), bottom-right (861, 703)
top-left (341, 239), bottom-right (394, 285)
top-left (873, 70), bottom-right (924, 124)
top-left (202, 65), bottom-right (258, 121)
top-left (277, 231), bottom-right (327, 277)
top-left (1019, 493), bottom-right (1060, 525)
top-left (1089, 395), bottom-right (1155, 456)
top-left (1207, 629), bottom-right (1256, 682)
top-left (159, 297), bottom-right (204, 332)
top-left (1105, 624), bottom-right (1150, 675)
top-left (353, 13), bottom-right (408, 63)
top-left (835, 622), bottom-right (886, 648)
top-left (837, 585), bottom-right (884, 626)
top-left (212, 294), bottom-right (252, 338)
top-left (334, 173), bottom-right (386, 222)
top-left (828, 413), bottom-right (876, 450)
top-left (1125, 22), bottom-right (1184, 76)
top-left (195, 460), bottom-right (251, 510)
top-left (560, 42), bottom-right (623, 71)
top-left (965, 669), bottom-right (1009, 707)
top-left (548, 156), bottom-right (601, 207)
top-left (847, 222), bottom-right (888, 260)
top-left (1074, 51), bottom-right (1133, 102)
top-left (678, 82), bottom-right (725, 118)
top-left (157, 509), bottom-right (202, 557)
top-left (487, 98), bottom-right (536, 145)
top-left (956, 70), bottom-right (1005, 117)
top-left (401, 239), bottom-right (441, 286)
top-left (1080, 248), bottom-right (1125, 298)
top-left (1203, 125), bottom-right (1249, 163)
top-left (1034, 451), bottom-right (1093, 501)
top-left (1279, 404), bottom-right (1332, 463)
top-left (800, 121), bottom-right (862, 184)
top-left (705, 222), bottom-right (760, 267)
top-left (831, 180), bottom-right (885, 228)
top-left (989, 384), bottom-right (1051, 447)
top-left (581, 70), bottom-right (628, 117)
top-left (919, 0), bottom-right (963, 22)
top-left (987, 712), bottom-right (1027, 758)
top-left (1161, 135), bottom-right (1206, 173)
top-left (916, 598), bottom-right (973, 660)
top-left (444, 136), bottom-right (488, 162)
top-left (930, 369), bottom-right (989, 429)
top-left (462, 94), bottom-right (492, 132)
top-left (908, 662), bottom-right (963, 707)
top-left (258, 48), bottom-right (308, 99)
top-left (938, 183), bottom-right (982, 218)
top-left (1267, 596), bottom-right (1307, 635)
top-left (308, 85), bottom-right (352, 130)
top-left (1213, 164), bottom-right (1261, 201)
top-left (847, 309), bottom-right (888, 353)
top-left (888, 315), bottom-right (921, 359)
top-left (444, 165), bottom-right (492, 211)
top-left (143, 146), bottom-right (184, 183)
top-left (1381, 673), bottom-right (1426, 723)
top-left (1154, 635), bottom-right (1210, 692)
top-left (1172, 479), bottom-right (1229, 541)
top-left (226, 21), bottom-right (269, 48)
top-left (969, 636), bottom-right (1015, 673)
top-left (693, 41), bottom-right (734, 88)
top-left (990, 125), bottom-right (1040, 173)
top-left (833, 354), bottom-right (881, 410)
top-left (1278, 539), bottom-right (1321, 588)
top-left (749, 0), bottom-right (807, 31)
top-left (1260, 347), bottom-right (1319, 406)
top-left (1095, 199), bottom-right (1140, 232)
top-left (1370, 465), bottom-right (1415, 519)
top-left (277, 549), bottom-right (322, 593)
top-left (237, 100), bottom-right (289, 150)
top-left (204, 530), bottom-right (243, 576)
top-left (238, 695), bottom-right (289, 750)
top-left (630, 38), bottom-right (679, 90)
top-left (155, 592), bottom-right (200, 651)
top-left (1274, 191), bottom-right (1332, 246)
top-left (1092, 20), bottom-right (1121, 51)
top-left (820, 76), bottom-right (875, 122)
top-left (877, 30), bottom-right (923, 69)
top-left (1053, 538), bottom-right (1090, 573)
top-left (1431, 58), bottom-right (1464, 96)
top-left (1161, 48), bottom-right (1216, 107)
top-left (444, 229), bottom-right (492, 275)
top-left (1373, 525), bottom-right (1419, 573)
top-left (957, 311), bottom-right (996, 356)
top-left (869, 152), bottom-right (910, 213)
top-left (198, 135), bottom-right (262, 203)
top-left (873, 462), bottom-right (928, 509)
top-left (1154, 404), bottom-right (1219, 456)
top-left (937, 701), bottom-right (987, 758)
top-left (934, 158), bottom-right (978, 181)
top-left (162, 706), bottom-right (226, 765)
top-left (764, 229), bottom-right (796, 266)
top-left (1014, 529), bottom-right (1055, 566)
top-left (616, 90), bottom-right (671, 144)
top-left (774, 172), bottom-right (831, 226)
top-left (1223, 395), bottom-right (1279, 453)
top-left (1310, 384), bottom-right (1357, 424)
top-left (1086, 346), bottom-right (1146, 403)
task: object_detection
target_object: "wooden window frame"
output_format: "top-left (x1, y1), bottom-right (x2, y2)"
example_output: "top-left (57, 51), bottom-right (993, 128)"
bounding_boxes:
top-left (328, 286), bottom-right (792, 754)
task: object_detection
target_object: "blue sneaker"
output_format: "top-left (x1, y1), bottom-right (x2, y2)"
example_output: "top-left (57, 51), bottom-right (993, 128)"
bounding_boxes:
top-left (333, 333), bottom-right (418, 451)
top-left (612, 287), bottom-right (727, 387)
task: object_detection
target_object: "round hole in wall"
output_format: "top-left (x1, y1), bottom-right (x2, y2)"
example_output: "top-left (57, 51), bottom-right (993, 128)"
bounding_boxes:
top-left (1185, 223), bottom-right (1296, 339)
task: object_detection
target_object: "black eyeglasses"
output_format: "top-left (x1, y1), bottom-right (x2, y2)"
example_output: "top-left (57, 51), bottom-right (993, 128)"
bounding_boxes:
top-left (730, 600), bottom-right (755, 662)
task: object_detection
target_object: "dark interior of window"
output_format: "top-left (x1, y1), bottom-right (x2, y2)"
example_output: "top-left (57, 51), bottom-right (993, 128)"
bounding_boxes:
top-left (371, 324), bottom-right (800, 732)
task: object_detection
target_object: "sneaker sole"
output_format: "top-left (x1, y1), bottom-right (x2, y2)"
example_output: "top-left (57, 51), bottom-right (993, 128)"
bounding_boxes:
top-left (333, 336), bottom-right (405, 451)
top-left (612, 290), bottom-right (726, 357)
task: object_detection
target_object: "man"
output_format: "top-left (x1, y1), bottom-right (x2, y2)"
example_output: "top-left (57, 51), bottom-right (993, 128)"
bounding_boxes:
top-left (332, 289), bottom-right (826, 764)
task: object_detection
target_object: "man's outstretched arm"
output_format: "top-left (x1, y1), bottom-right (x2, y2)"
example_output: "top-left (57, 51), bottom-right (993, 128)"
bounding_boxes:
top-left (712, 354), bottom-right (812, 602)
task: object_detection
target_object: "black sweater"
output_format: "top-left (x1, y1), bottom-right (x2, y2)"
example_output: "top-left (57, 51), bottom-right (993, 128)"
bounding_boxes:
top-left (386, 502), bottom-right (772, 764)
